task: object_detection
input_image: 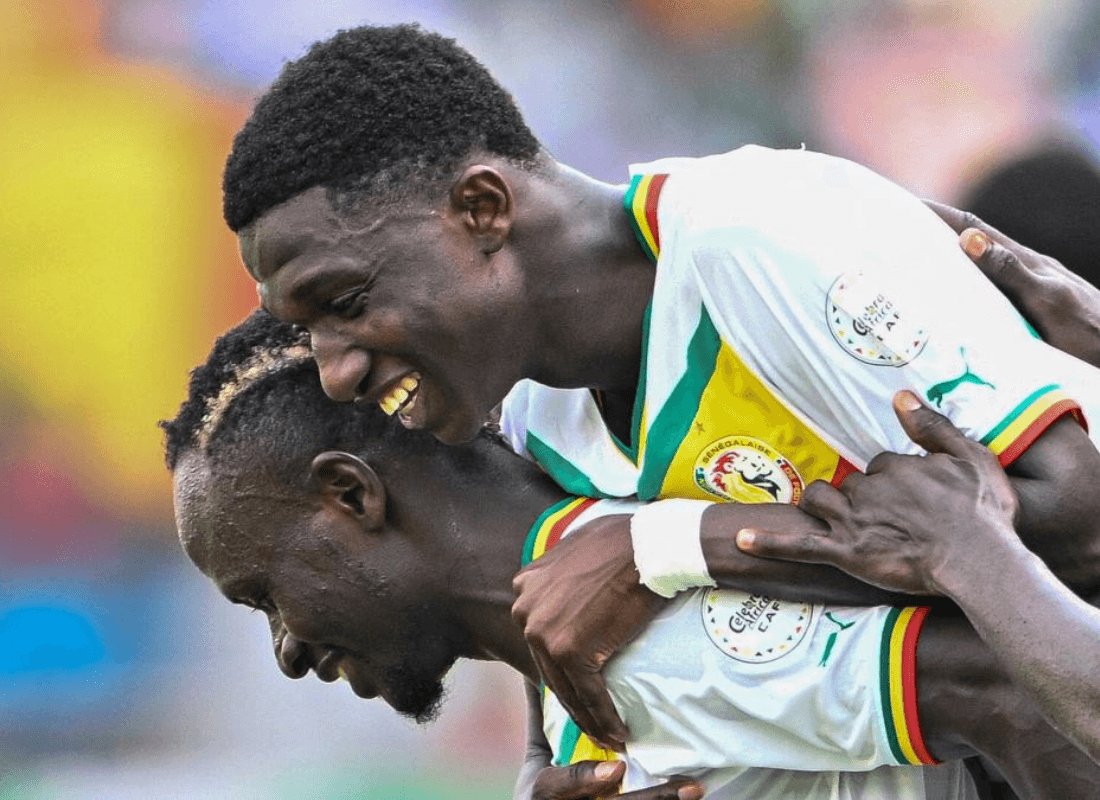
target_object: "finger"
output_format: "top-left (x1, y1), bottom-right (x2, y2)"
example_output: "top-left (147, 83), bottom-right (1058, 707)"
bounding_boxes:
top-left (531, 647), bottom-right (608, 749)
top-left (797, 478), bottom-right (851, 523)
top-left (924, 199), bottom-right (975, 234)
top-left (619, 776), bottom-right (706, 800)
top-left (958, 229), bottom-right (1041, 297)
top-left (863, 450), bottom-right (905, 477)
top-left (532, 760), bottom-right (624, 800)
top-left (735, 526), bottom-right (841, 566)
top-left (925, 201), bottom-right (1038, 268)
top-left (926, 201), bottom-right (1014, 248)
top-left (892, 390), bottom-right (983, 460)
top-left (567, 666), bottom-right (630, 747)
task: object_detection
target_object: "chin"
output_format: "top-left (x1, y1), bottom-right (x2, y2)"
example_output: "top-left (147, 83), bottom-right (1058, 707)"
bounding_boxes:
top-left (388, 677), bottom-right (447, 726)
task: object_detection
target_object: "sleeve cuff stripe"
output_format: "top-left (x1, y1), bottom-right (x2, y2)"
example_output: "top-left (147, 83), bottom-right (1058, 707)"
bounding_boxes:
top-left (879, 606), bottom-right (938, 766)
top-left (522, 497), bottom-right (598, 567)
top-left (982, 389), bottom-right (1084, 467)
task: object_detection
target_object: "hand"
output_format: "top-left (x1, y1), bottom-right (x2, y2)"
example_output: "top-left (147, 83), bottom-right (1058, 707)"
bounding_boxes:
top-left (530, 761), bottom-right (704, 800)
top-left (736, 391), bottom-right (1020, 594)
top-left (512, 514), bottom-right (667, 749)
top-left (927, 200), bottom-right (1100, 369)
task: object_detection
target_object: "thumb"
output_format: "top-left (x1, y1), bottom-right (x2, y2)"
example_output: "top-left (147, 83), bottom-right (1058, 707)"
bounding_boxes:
top-left (537, 760), bottom-right (625, 799)
top-left (892, 390), bottom-right (978, 459)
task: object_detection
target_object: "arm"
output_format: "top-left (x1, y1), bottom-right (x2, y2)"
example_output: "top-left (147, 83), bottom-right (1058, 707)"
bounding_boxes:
top-left (1002, 413), bottom-right (1100, 592)
top-left (514, 683), bottom-right (554, 800)
top-left (927, 201), bottom-right (1100, 369)
top-left (516, 406), bottom-right (1100, 746)
top-left (512, 500), bottom-right (921, 747)
top-left (739, 391), bottom-right (1100, 764)
top-left (701, 502), bottom-right (915, 604)
top-left (516, 682), bottom-right (704, 800)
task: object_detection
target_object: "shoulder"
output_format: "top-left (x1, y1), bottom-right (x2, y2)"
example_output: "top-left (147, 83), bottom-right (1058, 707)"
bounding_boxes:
top-left (638, 147), bottom-right (927, 252)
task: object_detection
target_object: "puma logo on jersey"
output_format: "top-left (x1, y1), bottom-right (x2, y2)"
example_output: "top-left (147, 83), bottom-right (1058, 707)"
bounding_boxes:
top-left (926, 348), bottom-right (995, 408)
top-left (819, 612), bottom-right (855, 667)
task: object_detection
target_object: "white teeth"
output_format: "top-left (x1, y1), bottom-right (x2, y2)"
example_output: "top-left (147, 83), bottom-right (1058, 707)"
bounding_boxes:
top-left (379, 376), bottom-right (420, 416)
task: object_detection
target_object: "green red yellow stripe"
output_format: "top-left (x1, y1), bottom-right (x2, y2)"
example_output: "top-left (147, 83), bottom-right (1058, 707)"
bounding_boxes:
top-left (521, 497), bottom-right (599, 567)
top-left (878, 606), bottom-right (937, 766)
top-left (546, 695), bottom-right (617, 767)
top-left (624, 173), bottom-right (668, 263)
top-left (980, 386), bottom-right (1085, 466)
top-left (528, 505), bottom-right (618, 775)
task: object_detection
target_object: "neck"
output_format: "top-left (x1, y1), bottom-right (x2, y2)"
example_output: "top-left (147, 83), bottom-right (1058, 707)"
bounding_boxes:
top-left (510, 159), bottom-right (655, 398)
top-left (392, 442), bottom-right (570, 683)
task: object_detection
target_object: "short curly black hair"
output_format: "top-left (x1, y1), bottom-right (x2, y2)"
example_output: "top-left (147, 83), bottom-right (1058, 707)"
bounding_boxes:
top-left (160, 309), bottom-right (426, 484)
top-left (161, 309), bottom-right (508, 488)
top-left (223, 23), bottom-right (543, 232)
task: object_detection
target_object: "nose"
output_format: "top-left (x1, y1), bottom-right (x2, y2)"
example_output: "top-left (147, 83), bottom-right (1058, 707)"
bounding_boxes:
top-left (275, 630), bottom-right (311, 679)
top-left (310, 328), bottom-right (372, 403)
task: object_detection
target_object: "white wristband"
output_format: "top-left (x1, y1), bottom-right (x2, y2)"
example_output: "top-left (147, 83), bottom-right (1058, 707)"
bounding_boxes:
top-left (630, 499), bottom-right (716, 598)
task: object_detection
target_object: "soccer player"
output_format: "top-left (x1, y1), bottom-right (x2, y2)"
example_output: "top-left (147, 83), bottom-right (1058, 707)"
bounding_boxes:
top-left (165, 312), bottom-right (1100, 797)
top-left (220, 24), bottom-right (1100, 753)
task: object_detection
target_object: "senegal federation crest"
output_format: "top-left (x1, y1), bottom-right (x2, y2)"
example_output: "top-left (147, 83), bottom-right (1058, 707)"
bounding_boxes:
top-left (694, 435), bottom-right (804, 504)
top-left (702, 590), bottom-right (813, 663)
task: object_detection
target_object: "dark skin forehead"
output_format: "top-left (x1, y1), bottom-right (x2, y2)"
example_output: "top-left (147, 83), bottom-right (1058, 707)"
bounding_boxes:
top-left (238, 186), bottom-right (432, 323)
top-left (238, 186), bottom-right (345, 283)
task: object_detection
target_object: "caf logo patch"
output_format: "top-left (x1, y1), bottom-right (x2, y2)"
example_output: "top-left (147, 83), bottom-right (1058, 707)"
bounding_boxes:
top-left (701, 590), bottom-right (813, 663)
top-left (827, 272), bottom-right (928, 366)
top-left (694, 435), bottom-right (804, 504)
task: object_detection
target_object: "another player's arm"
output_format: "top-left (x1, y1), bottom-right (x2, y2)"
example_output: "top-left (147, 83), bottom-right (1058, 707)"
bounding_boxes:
top-left (516, 682), bottom-right (704, 800)
top-left (513, 500), bottom-right (924, 747)
top-left (514, 684), bottom-right (554, 800)
top-left (1000, 414), bottom-right (1100, 592)
top-left (699, 502), bottom-right (915, 603)
top-left (741, 393), bottom-right (1100, 765)
top-left (699, 408), bottom-right (1100, 594)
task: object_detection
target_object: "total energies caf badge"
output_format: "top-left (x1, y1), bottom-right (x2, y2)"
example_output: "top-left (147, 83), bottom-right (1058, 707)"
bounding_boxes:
top-left (827, 271), bottom-right (929, 366)
top-left (702, 590), bottom-right (813, 664)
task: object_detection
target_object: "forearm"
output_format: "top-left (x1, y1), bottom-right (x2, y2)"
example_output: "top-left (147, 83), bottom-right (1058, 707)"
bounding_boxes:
top-left (701, 501), bottom-right (917, 605)
top-left (514, 682), bottom-right (553, 800)
top-left (1005, 416), bottom-right (1100, 592)
top-left (933, 533), bottom-right (1100, 765)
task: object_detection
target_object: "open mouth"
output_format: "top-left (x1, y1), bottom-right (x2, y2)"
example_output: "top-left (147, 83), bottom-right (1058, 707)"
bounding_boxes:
top-left (378, 374), bottom-right (421, 420)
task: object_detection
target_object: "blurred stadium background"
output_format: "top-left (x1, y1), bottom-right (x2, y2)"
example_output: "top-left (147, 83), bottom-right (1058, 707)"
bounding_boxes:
top-left (2, 0), bottom-right (1099, 797)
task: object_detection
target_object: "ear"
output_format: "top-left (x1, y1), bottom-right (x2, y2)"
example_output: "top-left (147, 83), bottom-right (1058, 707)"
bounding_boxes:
top-left (450, 165), bottom-right (515, 254)
top-left (308, 451), bottom-right (386, 531)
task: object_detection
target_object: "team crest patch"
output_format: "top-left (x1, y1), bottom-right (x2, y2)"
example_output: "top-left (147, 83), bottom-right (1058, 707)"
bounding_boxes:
top-left (702, 590), bottom-right (813, 663)
top-left (827, 272), bottom-right (928, 366)
top-left (694, 436), bottom-right (804, 504)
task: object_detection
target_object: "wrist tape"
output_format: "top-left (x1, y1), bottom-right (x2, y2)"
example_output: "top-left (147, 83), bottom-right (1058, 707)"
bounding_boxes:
top-left (630, 499), bottom-right (716, 598)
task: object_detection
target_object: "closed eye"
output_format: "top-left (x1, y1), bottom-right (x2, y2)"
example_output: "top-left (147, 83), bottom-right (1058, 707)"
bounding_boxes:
top-left (329, 285), bottom-right (370, 319)
top-left (231, 595), bottom-right (275, 615)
